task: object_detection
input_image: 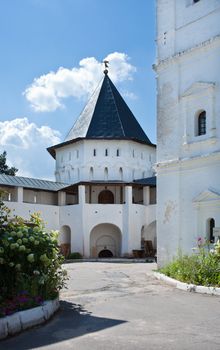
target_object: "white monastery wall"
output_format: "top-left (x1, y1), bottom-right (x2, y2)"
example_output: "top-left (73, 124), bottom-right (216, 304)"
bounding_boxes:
top-left (58, 200), bottom-right (156, 257)
top-left (156, 0), bottom-right (220, 266)
top-left (55, 139), bottom-right (156, 184)
top-left (157, 0), bottom-right (220, 60)
top-left (5, 202), bottom-right (60, 231)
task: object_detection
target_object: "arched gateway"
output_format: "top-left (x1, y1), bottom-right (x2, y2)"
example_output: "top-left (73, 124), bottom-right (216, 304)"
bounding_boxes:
top-left (90, 223), bottom-right (121, 258)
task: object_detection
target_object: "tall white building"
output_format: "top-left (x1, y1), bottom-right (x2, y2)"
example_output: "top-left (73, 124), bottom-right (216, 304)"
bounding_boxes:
top-left (0, 72), bottom-right (157, 258)
top-left (156, 0), bottom-right (220, 266)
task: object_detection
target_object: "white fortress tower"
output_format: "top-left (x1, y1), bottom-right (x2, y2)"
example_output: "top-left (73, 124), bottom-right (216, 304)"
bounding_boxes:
top-left (156, 0), bottom-right (220, 266)
top-left (0, 70), bottom-right (157, 259)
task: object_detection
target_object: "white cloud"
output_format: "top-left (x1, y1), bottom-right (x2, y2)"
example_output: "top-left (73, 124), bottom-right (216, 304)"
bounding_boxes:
top-left (0, 118), bottom-right (60, 179)
top-left (122, 90), bottom-right (138, 100)
top-left (24, 52), bottom-right (136, 112)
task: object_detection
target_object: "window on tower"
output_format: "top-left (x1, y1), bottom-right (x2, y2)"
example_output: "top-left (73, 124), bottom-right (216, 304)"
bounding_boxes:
top-left (198, 111), bottom-right (206, 136)
top-left (193, 0), bottom-right (200, 3)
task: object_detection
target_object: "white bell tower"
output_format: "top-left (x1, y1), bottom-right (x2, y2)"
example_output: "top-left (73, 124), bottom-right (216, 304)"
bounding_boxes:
top-left (155, 0), bottom-right (220, 266)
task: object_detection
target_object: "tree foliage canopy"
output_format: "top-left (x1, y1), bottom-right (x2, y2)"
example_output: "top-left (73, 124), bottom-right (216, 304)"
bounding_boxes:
top-left (0, 151), bottom-right (18, 176)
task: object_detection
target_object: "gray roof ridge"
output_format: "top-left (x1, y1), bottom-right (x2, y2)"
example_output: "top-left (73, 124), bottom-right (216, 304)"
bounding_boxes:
top-left (64, 76), bottom-right (104, 141)
top-left (106, 75), bottom-right (125, 136)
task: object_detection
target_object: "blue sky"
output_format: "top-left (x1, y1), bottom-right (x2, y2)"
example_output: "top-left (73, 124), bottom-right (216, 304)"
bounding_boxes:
top-left (0, 0), bottom-right (156, 179)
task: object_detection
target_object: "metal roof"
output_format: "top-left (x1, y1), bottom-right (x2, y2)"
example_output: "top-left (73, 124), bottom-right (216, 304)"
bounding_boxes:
top-left (48, 74), bottom-right (155, 158)
top-left (0, 174), bottom-right (68, 192)
top-left (65, 74), bottom-right (152, 143)
top-left (133, 176), bottom-right (156, 186)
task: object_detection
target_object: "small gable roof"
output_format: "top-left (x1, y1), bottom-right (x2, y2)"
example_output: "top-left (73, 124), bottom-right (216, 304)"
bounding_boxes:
top-left (193, 189), bottom-right (220, 203)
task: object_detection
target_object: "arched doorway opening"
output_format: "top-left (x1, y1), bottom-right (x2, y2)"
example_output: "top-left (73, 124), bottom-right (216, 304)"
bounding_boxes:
top-left (59, 225), bottom-right (71, 257)
top-left (90, 223), bottom-right (121, 258)
top-left (98, 190), bottom-right (114, 204)
top-left (98, 249), bottom-right (113, 258)
top-left (142, 221), bottom-right (157, 249)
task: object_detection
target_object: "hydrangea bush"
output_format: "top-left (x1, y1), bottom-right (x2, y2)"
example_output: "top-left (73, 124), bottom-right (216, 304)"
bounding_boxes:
top-left (0, 191), bottom-right (67, 316)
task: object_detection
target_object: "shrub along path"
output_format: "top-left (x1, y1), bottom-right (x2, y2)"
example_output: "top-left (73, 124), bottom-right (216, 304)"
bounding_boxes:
top-left (1, 262), bottom-right (220, 350)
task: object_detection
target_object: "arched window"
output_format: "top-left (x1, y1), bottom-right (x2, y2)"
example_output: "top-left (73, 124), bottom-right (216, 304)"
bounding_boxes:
top-left (93, 149), bottom-right (96, 156)
top-left (98, 190), bottom-right (114, 204)
top-left (197, 111), bottom-right (206, 136)
top-left (89, 167), bottom-right (94, 180)
top-left (104, 167), bottom-right (108, 180)
top-left (119, 167), bottom-right (123, 181)
top-left (208, 218), bottom-right (215, 243)
top-left (105, 149), bottom-right (108, 156)
top-left (116, 149), bottom-right (120, 157)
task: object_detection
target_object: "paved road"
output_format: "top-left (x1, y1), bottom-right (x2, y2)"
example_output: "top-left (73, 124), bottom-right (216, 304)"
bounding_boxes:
top-left (1, 262), bottom-right (220, 350)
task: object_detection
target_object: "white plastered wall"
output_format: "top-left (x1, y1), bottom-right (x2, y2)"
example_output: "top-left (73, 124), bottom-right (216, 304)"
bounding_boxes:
top-left (156, 0), bottom-right (220, 266)
top-left (55, 139), bottom-right (156, 184)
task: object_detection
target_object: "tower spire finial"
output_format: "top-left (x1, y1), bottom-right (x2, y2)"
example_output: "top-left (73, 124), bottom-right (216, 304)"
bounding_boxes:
top-left (103, 60), bottom-right (109, 75)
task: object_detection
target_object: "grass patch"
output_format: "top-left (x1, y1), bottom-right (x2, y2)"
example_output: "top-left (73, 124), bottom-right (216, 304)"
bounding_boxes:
top-left (159, 242), bottom-right (220, 287)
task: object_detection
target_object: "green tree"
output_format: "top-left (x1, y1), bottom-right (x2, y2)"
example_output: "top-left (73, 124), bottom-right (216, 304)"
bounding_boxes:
top-left (0, 151), bottom-right (18, 176)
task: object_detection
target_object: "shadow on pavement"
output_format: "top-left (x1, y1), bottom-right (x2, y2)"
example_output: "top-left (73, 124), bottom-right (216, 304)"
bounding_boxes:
top-left (1, 300), bottom-right (127, 350)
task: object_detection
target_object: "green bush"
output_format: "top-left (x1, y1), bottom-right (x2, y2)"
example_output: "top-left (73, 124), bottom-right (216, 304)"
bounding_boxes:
top-left (0, 194), bottom-right (68, 315)
top-left (159, 242), bottom-right (220, 287)
top-left (67, 252), bottom-right (82, 260)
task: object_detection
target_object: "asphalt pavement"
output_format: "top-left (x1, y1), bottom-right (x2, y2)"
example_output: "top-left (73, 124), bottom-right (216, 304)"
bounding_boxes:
top-left (1, 262), bottom-right (220, 350)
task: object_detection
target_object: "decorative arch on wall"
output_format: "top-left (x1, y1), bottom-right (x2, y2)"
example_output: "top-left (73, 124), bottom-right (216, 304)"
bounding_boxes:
top-left (89, 167), bottom-right (94, 180)
top-left (67, 170), bottom-right (71, 182)
top-left (104, 167), bottom-right (108, 181)
top-left (59, 225), bottom-right (71, 257)
top-left (98, 190), bottom-right (114, 204)
top-left (142, 221), bottom-right (157, 249)
top-left (90, 223), bottom-right (122, 258)
top-left (119, 167), bottom-right (123, 181)
top-left (132, 169), bottom-right (135, 180)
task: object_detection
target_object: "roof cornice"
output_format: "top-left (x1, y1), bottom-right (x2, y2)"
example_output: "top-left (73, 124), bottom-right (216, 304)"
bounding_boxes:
top-left (153, 34), bottom-right (220, 72)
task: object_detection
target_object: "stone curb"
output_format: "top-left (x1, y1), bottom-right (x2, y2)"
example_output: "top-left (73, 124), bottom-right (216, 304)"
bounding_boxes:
top-left (0, 298), bottom-right (59, 340)
top-left (64, 258), bottom-right (154, 263)
top-left (154, 272), bottom-right (220, 296)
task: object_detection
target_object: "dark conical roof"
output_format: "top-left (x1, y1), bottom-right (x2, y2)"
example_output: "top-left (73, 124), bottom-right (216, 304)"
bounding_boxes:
top-left (65, 74), bottom-right (151, 143)
top-left (48, 74), bottom-right (155, 158)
